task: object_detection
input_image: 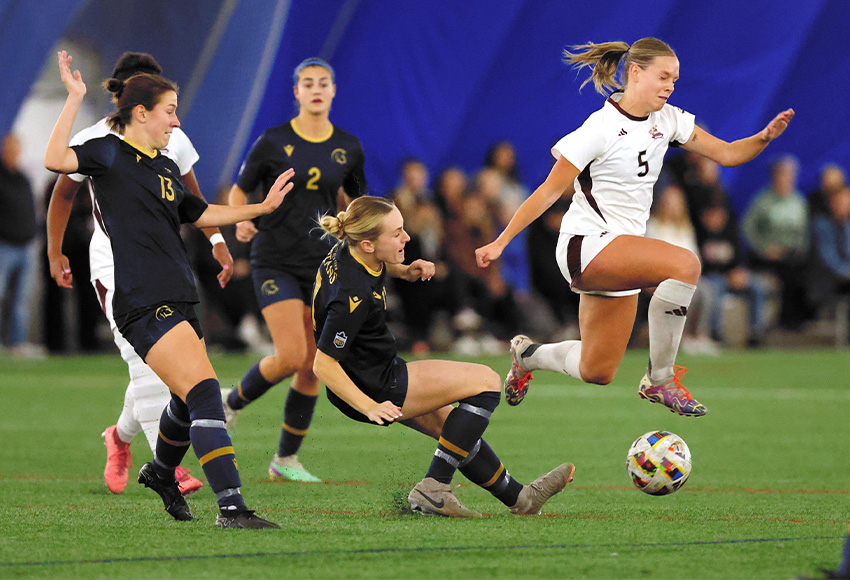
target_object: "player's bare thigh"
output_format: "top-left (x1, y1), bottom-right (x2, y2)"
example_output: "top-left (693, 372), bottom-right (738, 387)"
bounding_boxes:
top-left (401, 360), bottom-right (500, 420)
top-left (145, 321), bottom-right (216, 399)
top-left (400, 406), bottom-right (452, 440)
top-left (575, 235), bottom-right (700, 292)
top-left (576, 293), bottom-right (639, 385)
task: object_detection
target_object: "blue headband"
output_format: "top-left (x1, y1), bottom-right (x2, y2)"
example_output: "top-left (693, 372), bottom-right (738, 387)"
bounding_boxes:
top-left (293, 58), bottom-right (335, 84)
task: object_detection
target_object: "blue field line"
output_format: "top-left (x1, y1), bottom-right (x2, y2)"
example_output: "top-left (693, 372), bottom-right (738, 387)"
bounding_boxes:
top-left (0, 535), bottom-right (839, 568)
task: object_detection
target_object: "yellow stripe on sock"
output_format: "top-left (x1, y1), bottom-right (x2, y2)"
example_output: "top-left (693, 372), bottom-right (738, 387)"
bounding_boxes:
top-left (237, 382), bottom-right (249, 402)
top-left (199, 446), bottom-right (235, 466)
top-left (282, 423), bottom-right (308, 436)
top-left (482, 464), bottom-right (505, 488)
top-left (157, 431), bottom-right (191, 447)
top-left (438, 437), bottom-right (469, 458)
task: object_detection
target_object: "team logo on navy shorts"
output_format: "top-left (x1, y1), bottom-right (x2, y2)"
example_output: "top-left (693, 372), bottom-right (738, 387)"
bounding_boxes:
top-left (261, 279), bottom-right (279, 295)
top-left (333, 331), bottom-right (347, 348)
top-left (331, 148), bottom-right (347, 164)
top-left (155, 305), bottom-right (174, 320)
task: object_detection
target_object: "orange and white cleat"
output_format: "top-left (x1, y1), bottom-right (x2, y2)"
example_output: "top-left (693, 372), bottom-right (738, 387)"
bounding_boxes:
top-left (175, 466), bottom-right (204, 496)
top-left (504, 335), bottom-right (535, 406)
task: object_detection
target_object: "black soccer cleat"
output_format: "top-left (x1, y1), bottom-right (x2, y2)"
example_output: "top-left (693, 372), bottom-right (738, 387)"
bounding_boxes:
top-left (215, 509), bottom-right (280, 529)
top-left (138, 462), bottom-right (193, 521)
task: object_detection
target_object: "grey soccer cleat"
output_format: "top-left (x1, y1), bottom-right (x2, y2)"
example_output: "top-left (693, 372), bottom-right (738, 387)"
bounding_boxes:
top-left (138, 462), bottom-right (193, 521)
top-left (510, 462), bottom-right (575, 515)
top-left (408, 477), bottom-right (482, 518)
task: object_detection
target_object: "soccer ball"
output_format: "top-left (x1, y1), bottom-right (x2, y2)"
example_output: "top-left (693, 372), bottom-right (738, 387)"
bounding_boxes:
top-left (626, 430), bottom-right (692, 496)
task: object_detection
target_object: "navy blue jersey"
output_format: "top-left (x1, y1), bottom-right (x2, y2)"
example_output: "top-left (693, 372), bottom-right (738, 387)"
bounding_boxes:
top-left (236, 122), bottom-right (367, 273)
top-left (312, 242), bottom-right (397, 392)
top-left (72, 135), bottom-right (208, 319)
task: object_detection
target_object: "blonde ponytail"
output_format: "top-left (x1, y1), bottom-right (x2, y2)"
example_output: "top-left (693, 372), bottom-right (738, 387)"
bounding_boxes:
top-left (563, 37), bottom-right (676, 95)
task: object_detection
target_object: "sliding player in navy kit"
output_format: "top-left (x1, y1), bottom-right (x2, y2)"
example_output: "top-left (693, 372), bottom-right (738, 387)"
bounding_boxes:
top-left (45, 50), bottom-right (289, 529)
top-left (312, 196), bottom-right (575, 517)
top-left (222, 58), bottom-right (367, 483)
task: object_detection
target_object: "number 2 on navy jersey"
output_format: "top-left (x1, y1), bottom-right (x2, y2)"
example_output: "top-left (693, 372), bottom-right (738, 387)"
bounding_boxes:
top-left (306, 167), bottom-right (321, 190)
top-left (637, 150), bottom-right (649, 177)
top-left (158, 175), bottom-right (175, 201)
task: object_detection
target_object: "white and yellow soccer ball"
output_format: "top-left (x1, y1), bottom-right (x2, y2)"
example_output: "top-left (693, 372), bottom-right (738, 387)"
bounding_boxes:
top-left (626, 430), bottom-right (692, 496)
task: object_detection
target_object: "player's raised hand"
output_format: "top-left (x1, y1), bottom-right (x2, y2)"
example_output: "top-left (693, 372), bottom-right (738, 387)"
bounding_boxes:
top-left (57, 51), bottom-right (86, 100)
top-left (366, 401), bottom-right (403, 426)
top-left (761, 108), bottom-right (794, 142)
top-left (262, 168), bottom-right (295, 213)
top-left (475, 240), bottom-right (504, 268)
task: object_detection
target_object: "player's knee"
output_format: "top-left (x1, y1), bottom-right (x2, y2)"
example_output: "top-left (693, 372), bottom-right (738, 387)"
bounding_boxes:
top-left (480, 367), bottom-right (502, 393)
top-left (673, 250), bottom-right (701, 284)
top-left (265, 347), bottom-right (306, 381)
top-left (581, 364), bottom-right (616, 386)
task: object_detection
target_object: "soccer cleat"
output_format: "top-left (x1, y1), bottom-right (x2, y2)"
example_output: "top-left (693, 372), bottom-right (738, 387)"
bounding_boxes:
top-left (221, 388), bottom-right (239, 431)
top-left (137, 463), bottom-right (193, 521)
top-left (638, 365), bottom-right (707, 417)
top-left (268, 454), bottom-right (322, 482)
top-left (215, 509), bottom-right (280, 529)
top-left (102, 425), bottom-right (132, 494)
top-left (407, 477), bottom-right (482, 518)
top-left (175, 466), bottom-right (203, 496)
top-left (510, 462), bottom-right (575, 515)
top-left (504, 334), bottom-right (534, 406)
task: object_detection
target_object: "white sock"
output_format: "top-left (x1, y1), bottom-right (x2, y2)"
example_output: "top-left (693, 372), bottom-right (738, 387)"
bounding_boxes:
top-left (521, 340), bottom-right (583, 381)
top-left (648, 279), bottom-right (696, 383)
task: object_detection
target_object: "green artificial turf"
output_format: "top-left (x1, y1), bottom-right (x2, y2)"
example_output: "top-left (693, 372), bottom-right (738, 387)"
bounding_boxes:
top-left (1, 349), bottom-right (847, 578)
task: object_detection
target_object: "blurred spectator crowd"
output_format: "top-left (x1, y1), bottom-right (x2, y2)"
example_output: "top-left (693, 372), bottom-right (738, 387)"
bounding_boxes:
top-left (3, 132), bottom-right (850, 358)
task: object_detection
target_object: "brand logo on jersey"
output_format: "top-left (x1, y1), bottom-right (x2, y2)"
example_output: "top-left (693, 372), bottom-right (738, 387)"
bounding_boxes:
top-left (372, 291), bottom-right (382, 301)
top-left (136, 154), bottom-right (142, 163)
top-left (333, 331), bottom-right (347, 348)
top-left (261, 280), bottom-right (279, 295)
top-left (649, 126), bottom-right (664, 139)
top-left (618, 128), bottom-right (628, 136)
top-left (349, 296), bottom-right (361, 312)
top-left (331, 148), bottom-right (347, 165)
top-left (155, 305), bottom-right (174, 320)
top-left (284, 145), bottom-right (294, 157)
top-left (164, 167), bottom-right (172, 174)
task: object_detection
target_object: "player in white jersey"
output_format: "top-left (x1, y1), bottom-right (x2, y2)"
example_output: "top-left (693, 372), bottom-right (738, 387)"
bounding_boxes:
top-left (476, 37), bottom-right (794, 416)
top-left (45, 53), bottom-right (233, 495)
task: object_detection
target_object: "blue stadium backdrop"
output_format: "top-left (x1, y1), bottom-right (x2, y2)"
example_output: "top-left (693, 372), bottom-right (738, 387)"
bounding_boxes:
top-left (2, 0), bottom-right (848, 214)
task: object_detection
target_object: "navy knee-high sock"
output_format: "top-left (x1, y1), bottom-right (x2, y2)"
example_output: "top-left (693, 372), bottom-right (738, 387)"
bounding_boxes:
top-left (152, 393), bottom-right (192, 479)
top-left (459, 439), bottom-right (524, 507)
top-left (277, 388), bottom-right (317, 457)
top-left (227, 363), bottom-right (276, 410)
top-left (186, 378), bottom-right (244, 510)
top-left (425, 391), bottom-right (500, 484)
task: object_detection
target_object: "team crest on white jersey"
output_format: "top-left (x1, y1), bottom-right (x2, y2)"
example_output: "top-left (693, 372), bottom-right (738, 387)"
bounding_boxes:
top-left (333, 331), bottom-right (347, 348)
top-left (649, 126), bottom-right (664, 139)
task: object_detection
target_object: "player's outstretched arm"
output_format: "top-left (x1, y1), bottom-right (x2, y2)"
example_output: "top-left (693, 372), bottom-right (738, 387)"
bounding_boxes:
top-left (194, 169), bottom-right (294, 228)
top-left (682, 109), bottom-right (795, 167)
top-left (44, 51), bottom-right (84, 174)
top-left (386, 259), bottom-right (435, 282)
top-left (313, 351), bottom-right (402, 425)
top-left (476, 155), bottom-right (579, 268)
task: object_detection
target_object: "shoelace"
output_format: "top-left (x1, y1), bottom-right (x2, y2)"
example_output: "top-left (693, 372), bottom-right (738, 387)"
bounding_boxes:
top-left (661, 366), bottom-right (692, 400)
